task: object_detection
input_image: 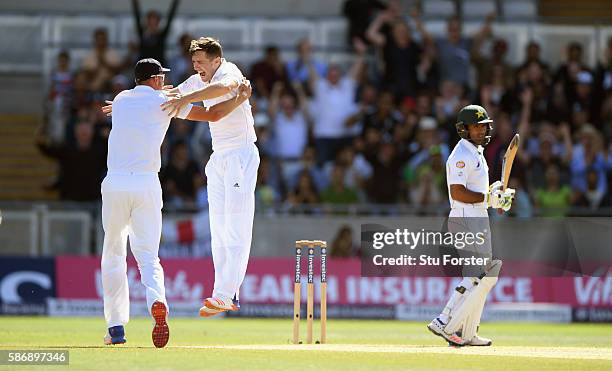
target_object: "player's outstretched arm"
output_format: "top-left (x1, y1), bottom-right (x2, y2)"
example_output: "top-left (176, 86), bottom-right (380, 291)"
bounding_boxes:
top-left (162, 79), bottom-right (240, 117)
top-left (185, 80), bottom-right (251, 122)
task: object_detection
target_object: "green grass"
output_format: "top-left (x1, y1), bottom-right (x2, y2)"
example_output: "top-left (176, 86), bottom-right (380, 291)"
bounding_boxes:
top-left (0, 317), bottom-right (611, 370)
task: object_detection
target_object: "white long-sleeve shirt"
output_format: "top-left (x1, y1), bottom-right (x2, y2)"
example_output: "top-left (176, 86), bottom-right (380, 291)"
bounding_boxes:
top-left (108, 85), bottom-right (192, 173)
top-left (178, 59), bottom-right (256, 152)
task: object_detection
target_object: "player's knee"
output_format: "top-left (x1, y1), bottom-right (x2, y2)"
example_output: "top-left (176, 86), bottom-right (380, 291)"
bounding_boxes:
top-left (132, 249), bottom-right (160, 266)
top-left (101, 253), bottom-right (125, 269)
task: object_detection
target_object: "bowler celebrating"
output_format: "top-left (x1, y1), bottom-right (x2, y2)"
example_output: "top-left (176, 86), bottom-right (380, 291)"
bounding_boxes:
top-left (161, 37), bottom-right (259, 316)
top-left (101, 58), bottom-right (251, 347)
top-left (427, 105), bottom-right (515, 346)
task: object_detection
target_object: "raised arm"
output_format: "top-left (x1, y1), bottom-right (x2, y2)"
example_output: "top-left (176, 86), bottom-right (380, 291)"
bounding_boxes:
top-left (162, 0), bottom-right (180, 37)
top-left (470, 13), bottom-right (495, 64)
top-left (517, 88), bottom-right (533, 164)
top-left (365, 12), bottom-right (389, 47)
top-left (267, 81), bottom-right (283, 118)
top-left (131, 0), bottom-right (143, 38)
top-left (349, 38), bottom-right (368, 81)
top-left (305, 58), bottom-right (320, 96)
top-left (411, 7), bottom-right (433, 49)
top-left (293, 81), bottom-right (311, 121)
top-left (559, 122), bottom-right (573, 165)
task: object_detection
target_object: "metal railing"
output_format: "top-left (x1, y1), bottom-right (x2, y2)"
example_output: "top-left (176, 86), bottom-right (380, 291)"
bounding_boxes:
top-left (1, 200), bottom-right (611, 257)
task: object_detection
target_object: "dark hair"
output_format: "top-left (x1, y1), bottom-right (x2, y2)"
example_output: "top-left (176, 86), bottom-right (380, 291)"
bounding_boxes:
top-left (265, 45), bottom-right (279, 54)
top-left (568, 42), bottom-right (583, 52)
top-left (189, 37), bottom-right (223, 58)
top-left (93, 28), bottom-right (107, 38)
top-left (446, 15), bottom-right (461, 25)
top-left (146, 10), bottom-right (161, 19)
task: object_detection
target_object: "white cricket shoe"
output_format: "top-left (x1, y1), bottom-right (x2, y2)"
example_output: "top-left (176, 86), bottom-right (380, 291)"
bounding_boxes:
top-left (203, 296), bottom-right (238, 311)
top-left (466, 334), bottom-right (492, 346)
top-left (427, 317), bottom-right (465, 346)
top-left (103, 334), bottom-right (113, 345)
top-left (199, 304), bottom-right (225, 317)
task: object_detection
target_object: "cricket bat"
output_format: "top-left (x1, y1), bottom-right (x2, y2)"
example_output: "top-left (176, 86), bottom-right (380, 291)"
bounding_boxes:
top-left (501, 134), bottom-right (520, 190)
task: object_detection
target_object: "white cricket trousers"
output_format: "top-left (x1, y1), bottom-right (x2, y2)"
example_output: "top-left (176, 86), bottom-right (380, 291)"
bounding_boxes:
top-left (205, 144), bottom-right (260, 300)
top-left (101, 172), bottom-right (167, 327)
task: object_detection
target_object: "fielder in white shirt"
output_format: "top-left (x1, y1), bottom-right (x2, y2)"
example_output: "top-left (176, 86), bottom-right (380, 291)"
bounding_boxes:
top-left (427, 105), bottom-right (515, 347)
top-left (101, 58), bottom-right (251, 347)
top-left (161, 37), bottom-right (258, 316)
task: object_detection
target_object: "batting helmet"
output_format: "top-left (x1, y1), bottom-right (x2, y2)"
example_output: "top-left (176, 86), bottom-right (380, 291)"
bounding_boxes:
top-left (455, 104), bottom-right (493, 146)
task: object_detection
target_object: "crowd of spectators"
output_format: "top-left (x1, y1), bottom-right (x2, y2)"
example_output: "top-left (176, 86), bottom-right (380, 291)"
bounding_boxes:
top-left (38, 0), bottom-right (612, 217)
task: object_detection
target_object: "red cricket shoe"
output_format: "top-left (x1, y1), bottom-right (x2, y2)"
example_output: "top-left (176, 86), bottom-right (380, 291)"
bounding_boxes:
top-left (151, 301), bottom-right (169, 348)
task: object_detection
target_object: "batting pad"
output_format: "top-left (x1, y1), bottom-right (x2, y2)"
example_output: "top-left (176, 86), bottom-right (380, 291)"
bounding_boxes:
top-left (444, 260), bottom-right (502, 338)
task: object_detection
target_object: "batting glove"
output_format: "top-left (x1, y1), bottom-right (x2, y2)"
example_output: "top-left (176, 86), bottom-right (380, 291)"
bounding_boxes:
top-left (489, 181), bottom-right (503, 194)
top-left (485, 181), bottom-right (504, 209)
top-left (501, 188), bottom-right (516, 212)
top-left (487, 190), bottom-right (503, 209)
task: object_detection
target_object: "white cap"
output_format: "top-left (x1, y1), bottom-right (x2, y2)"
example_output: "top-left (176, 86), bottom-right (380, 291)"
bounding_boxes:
top-left (419, 116), bottom-right (437, 130)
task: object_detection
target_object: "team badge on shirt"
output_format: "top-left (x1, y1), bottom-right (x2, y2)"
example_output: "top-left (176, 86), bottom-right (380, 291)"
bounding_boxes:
top-left (456, 161), bottom-right (465, 168)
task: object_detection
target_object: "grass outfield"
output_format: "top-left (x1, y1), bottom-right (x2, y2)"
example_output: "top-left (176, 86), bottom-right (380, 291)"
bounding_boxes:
top-left (0, 317), bottom-right (611, 370)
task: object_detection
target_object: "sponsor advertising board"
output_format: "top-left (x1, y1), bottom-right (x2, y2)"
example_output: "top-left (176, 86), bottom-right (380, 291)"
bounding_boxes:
top-left (0, 257), bottom-right (56, 315)
top-left (1, 256), bottom-right (609, 321)
top-left (51, 256), bottom-right (610, 321)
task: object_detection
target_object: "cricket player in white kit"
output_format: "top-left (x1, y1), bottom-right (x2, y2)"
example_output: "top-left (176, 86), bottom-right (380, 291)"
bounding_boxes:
top-left (101, 58), bottom-right (252, 347)
top-left (161, 37), bottom-right (258, 316)
top-left (427, 105), bottom-right (515, 346)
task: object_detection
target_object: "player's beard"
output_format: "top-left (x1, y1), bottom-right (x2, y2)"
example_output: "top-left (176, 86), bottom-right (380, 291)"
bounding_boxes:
top-left (470, 134), bottom-right (486, 146)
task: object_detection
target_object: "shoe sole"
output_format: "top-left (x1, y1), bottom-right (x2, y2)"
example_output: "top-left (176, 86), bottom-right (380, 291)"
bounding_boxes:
top-left (204, 299), bottom-right (238, 312)
top-left (427, 324), bottom-right (465, 347)
top-left (151, 302), bottom-right (169, 348)
top-left (104, 339), bottom-right (126, 345)
top-left (466, 341), bottom-right (492, 346)
top-left (199, 306), bottom-right (223, 317)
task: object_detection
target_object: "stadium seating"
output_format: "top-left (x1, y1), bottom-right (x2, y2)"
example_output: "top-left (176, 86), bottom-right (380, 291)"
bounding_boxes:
top-left (0, 115), bottom-right (58, 200)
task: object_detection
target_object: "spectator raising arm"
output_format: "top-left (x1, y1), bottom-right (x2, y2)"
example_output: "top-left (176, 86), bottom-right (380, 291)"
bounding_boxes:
top-left (267, 81), bottom-right (284, 119)
top-left (470, 13), bottom-right (495, 66)
top-left (559, 122), bottom-right (573, 165)
top-left (349, 38), bottom-right (368, 81)
top-left (517, 87), bottom-right (533, 165)
top-left (293, 81), bottom-right (313, 125)
top-left (412, 7), bottom-right (435, 82)
top-left (412, 7), bottom-right (433, 48)
top-left (365, 11), bottom-right (392, 47)
top-left (131, 0), bottom-right (180, 64)
top-left (160, 0), bottom-right (180, 41)
top-left (132, 0), bottom-right (144, 41)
